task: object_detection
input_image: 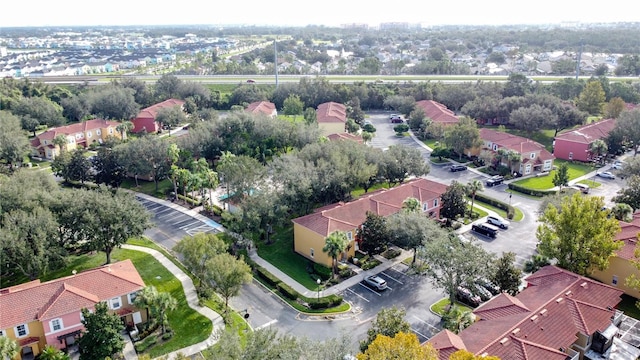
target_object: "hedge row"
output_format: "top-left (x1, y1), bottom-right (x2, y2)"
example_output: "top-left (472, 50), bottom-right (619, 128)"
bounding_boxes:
top-left (507, 183), bottom-right (557, 198)
top-left (313, 263), bottom-right (332, 281)
top-left (254, 264), bottom-right (343, 310)
top-left (134, 334), bottom-right (157, 353)
top-left (474, 193), bottom-right (516, 220)
top-left (177, 194), bottom-right (201, 206)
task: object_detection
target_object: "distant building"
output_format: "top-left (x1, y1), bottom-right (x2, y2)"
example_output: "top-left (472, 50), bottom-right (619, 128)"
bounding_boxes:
top-left (316, 102), bottom-right (347, 136)
top-left (245, 101), bottom-right (277, 118)
top-left (132, 98), bottom-right (185, 134)
top-left (326, 132), bottom-right (363, 144)
top-left (553, 119), bottom-right (616, 162)
top-left (30, 119), bottom-right (122, 160)
top-left (414, 100), bottom-right (459, 126)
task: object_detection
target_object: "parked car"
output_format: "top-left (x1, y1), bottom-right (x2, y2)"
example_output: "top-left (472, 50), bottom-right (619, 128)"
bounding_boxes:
top-left (597, 171), bottom-right (616, 179)
top-left (364, 275), bottom-right (387, 291)
top-left (485, 175), bottom-right (504, 187)
top-left (456, 286), bottom-right (482, 307)
top-left (364, 120), bottom-right (373, 126)
top-left (469, 283), bottom-right (492, 301)
top-left (570, 183), bottom-right (590, 194)
top-left (486, 215), bottom-right (509, 229)
top-left (476, 278), bottom-right (500, 295)
top-left (612, 161), bottom-right (625, 170)
top-left (450, 164), bottom-right (468, 172)
top-left (471, 223), bottom-right (499, 238)
top-left (389, 114), bottom-right (403, 123)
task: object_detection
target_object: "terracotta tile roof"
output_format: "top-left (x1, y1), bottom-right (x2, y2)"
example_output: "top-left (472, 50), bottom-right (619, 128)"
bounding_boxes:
top-left (480, 128), bottom-right (555, 163)
top-left (428, 329), bottom-right (466, 359)
top-left (292, 178), bottom-right (447, 237)
top-left (415, 100), bottom-right (459, 125)
top-left (245, 101), bottom-right (276, 116)
top-left (316, 102), bottom-right (347, 123)
top-left (34, 118), bottom-right (120, 144)
top-left (615, 220), bottom-right (640, 260)
top-left (136, 98), bottom-right (185, 119)
top-left (0, 260), bottom-right (144, 328)
top-left (554, 119), bottom-right (616, 144)
top-left (428, 265), bottom-right (623, 359)
top-left (326, 132), bottom-right (363, 143)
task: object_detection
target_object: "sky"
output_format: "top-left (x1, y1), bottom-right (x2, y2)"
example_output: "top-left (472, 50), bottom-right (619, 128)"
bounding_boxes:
top-left (1, 0), bottom-right (638, 28)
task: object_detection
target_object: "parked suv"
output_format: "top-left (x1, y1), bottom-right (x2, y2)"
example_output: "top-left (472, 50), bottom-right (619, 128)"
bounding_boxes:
top-left (364, 275), bottom-right (388, 291)
top-left (486, 215), bottom-right (509, 229)
top-left (485, 175), bottom-right (504, 187)
top-left (456, 286), bottom-right (482, 307)
top-left (471, 223), bottom-right (499, 238)
top-left (570, 183), bottom-right (590, 194)
top-left (450, 164), bottom-right (468, 172)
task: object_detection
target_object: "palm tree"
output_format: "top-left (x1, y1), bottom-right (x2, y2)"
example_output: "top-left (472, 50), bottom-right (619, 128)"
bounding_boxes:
top-left (612, 203), bottom-right (633, 222)
top-left (322, 231), bottom-right (349, 277)
top-left (156, 292), bottom-right (177, 334)
top-left (495, 148), bottom-right (508, 168)
top-left (39, 345), bottom-right (70, 360)
top-left (506, 150), bottom-right (521, 174)
top-left (466, 180), bottom-right (484, 217)
top-left (0, 337), bottom-right (18, 360)
top-left (52, 134), bottom-right (68, 157)
top-left (590, 139), bottom-right (608, 165)
top-left (116, 121), bottom-right (134, 140)
top-left (134, 286), bottom-right (160, 327)
top-left (402, 197), bottom-right (420, 213)
top-left (442, 305), bottom-right (475, 334)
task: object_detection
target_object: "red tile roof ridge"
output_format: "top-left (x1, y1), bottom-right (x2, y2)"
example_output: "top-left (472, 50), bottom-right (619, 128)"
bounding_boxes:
top-left (473, 293), bottom-right (530, 317)
top-left (565, 297), bottom-right (615, 335)
top-left (428, 329), bottom-right (467, 352)
top-left (510, 335), bottom-right (571, 358)
top-left (37, 283), bottom-right (100, 319)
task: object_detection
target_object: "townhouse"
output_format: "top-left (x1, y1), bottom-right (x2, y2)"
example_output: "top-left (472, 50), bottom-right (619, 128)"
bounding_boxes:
top-left (553, 119), bottom-right (616, 162)
top-left (30, 119), bottom-right (122, 160)
top-left (131, 98), bottom-right (186, 134)
top-left (0, 260), bottom-right (146, 360)
top-left (475, 128), bottom-right (555, 175)
top-left (429, 265), bottom-right (640, 359)
top-left (245, 101), bottom-right (277, 118)
top-left (292, 178), bottom-right (447, 267)
top-left (316, 102), bottom-right (347, 137)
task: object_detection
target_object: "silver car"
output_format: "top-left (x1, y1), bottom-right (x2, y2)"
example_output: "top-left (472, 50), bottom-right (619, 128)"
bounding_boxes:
top-left (364, 275), bottom-right (387, 291)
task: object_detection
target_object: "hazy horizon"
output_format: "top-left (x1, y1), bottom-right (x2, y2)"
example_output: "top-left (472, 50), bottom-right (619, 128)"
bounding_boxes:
top-left (1, 0), bottom-right (639, 29)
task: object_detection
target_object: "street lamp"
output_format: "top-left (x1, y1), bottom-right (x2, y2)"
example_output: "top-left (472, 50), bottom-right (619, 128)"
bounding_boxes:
top-left (317, 278), bottom-right (321, 300)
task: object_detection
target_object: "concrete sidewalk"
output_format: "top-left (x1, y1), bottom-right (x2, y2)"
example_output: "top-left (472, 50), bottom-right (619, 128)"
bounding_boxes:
top-left (122, 244), bottom-right (225, 360)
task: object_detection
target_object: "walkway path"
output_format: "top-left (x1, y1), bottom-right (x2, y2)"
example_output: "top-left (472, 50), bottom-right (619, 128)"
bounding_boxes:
top-left (121, 244), bottom-right (225, 360)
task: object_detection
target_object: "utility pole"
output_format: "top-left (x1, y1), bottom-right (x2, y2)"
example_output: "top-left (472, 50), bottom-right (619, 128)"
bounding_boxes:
top-left (274, 38), bottom-right (279, 88)
top-left (575, 40), bottom-right (583, 80)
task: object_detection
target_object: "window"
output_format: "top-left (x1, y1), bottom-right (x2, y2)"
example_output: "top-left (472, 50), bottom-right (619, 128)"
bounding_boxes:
top-left (310, 248), bottom-right (314, 258)
top-left (128, 291), bottom-right (138, 305)
top-left (0, 329), bottom-right (5, 337)
top-left (613, 275), bottom-right (618, 285)
top-left (493, 144), bottom-right (498, 151)
top-left (87, 131), bottom-right (92, 138)
top-left (43, 140), bottom-right (48, 145)
top-left (569, 152), bottom-right (573, 160)
top-left (96, 129), bottom-right (101, 135)
top-left (433, 199), bottom-right (438, 207)
top-left (50, 318), bottom-right (63, 332)
top-left (347, 231), bottom-right (353, 241)
top-left (422, 202), bottom-right (428, 211)
top-left (15, 324), bottom-right (28, 338)
top-left (108, 128), bottom-right (114, 134)
top-left (110, 297), bottom-right (122, 310)
top-left (530, 152), bottom-right (536, 159)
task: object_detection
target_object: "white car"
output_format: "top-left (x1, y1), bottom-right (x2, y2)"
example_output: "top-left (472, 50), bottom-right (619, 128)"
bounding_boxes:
top-left (612, 161), bottom-right (624, 170)
top-left (486, 215), bottom-right (510, 229)
top-left (597, 171), bottom-right (616, 179)
top-left (364, 275), bottom-right (388, 291)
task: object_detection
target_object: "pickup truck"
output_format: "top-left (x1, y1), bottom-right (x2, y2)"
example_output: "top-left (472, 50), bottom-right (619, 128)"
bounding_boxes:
top-left (485, 175), bottom-right (504, 187)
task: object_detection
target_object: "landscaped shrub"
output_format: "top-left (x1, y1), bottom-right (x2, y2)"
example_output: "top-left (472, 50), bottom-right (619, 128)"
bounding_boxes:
top-left (382, 248), bottom-right (402, 259)
top-left (277, 282), bottom-right (300, 300)
top-left (134, 334), bottom-right (158, 353)
top-left (313, 263), bottom-right (332, 281)
top-left (256, 266), bottom-right (280, 287)
top-left (474, 193), bottom-right (516, 220)
top-left (177, 194), bottom-right (201, 206)
top-left (305, 294), bottom-right (344, 309)
top-left (161, 332), bottom-right (173, 341)
top-left (361, 258), bottom-right (381, 270)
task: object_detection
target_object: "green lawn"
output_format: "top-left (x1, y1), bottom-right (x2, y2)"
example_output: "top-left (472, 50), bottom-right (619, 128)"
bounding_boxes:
top-left (430, 298), bottom-right (473, 316)
top-left (256, 226), bottom-right (319, 290)
top-left (121, 178), bottom-right (173, 197)
top-left (351, 182), bottom-right (390, 198)
top-left (616, 294), bottom-right (640, 320)
top-left (5, 248), bottom-right (213, 358)
top-left (578, 179), bottom-right (602, 188)
top-left (512, 160), bottom-right (595, 190)
top-left (472, 197), bottom-right (525, 222)
top-left (422, 139), bottom-right (441, 149)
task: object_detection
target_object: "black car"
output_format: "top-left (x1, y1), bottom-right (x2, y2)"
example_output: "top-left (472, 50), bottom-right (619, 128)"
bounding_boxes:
top-left (450, 164), bottom-right (468, 172)
top-left (476, 278), bottom-right (500, 295)
top-left (485, 175), bottom-right (504, 187)
top-left (456, 286), bottom-right (482, 307)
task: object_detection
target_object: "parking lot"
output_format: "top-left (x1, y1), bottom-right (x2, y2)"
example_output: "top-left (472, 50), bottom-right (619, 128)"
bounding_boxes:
top-left (136, 196), bottom-right (221, 249)
top-left (339, 263), bottom-right (444, 343)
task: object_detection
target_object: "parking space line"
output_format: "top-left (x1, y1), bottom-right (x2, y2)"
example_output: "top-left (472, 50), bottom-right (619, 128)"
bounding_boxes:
top-left (156, 210), bottom-right (182, 218)
top-left (411, 327), bottom-right (430, 342)
top-left (254, 319), bottom-right (278, 330)
top-left (412, 316), bottom-right (440, 332)
top-left (345, 288), bottom-right (370, 302)
top-left (388, 266), bottom-right (408, 275)
top-left (380, 271), bottom-right (404, 284)
top-left (358, 283), bottom-right (382, 296)
top-left (179, 221), bottom-right (202, 230)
